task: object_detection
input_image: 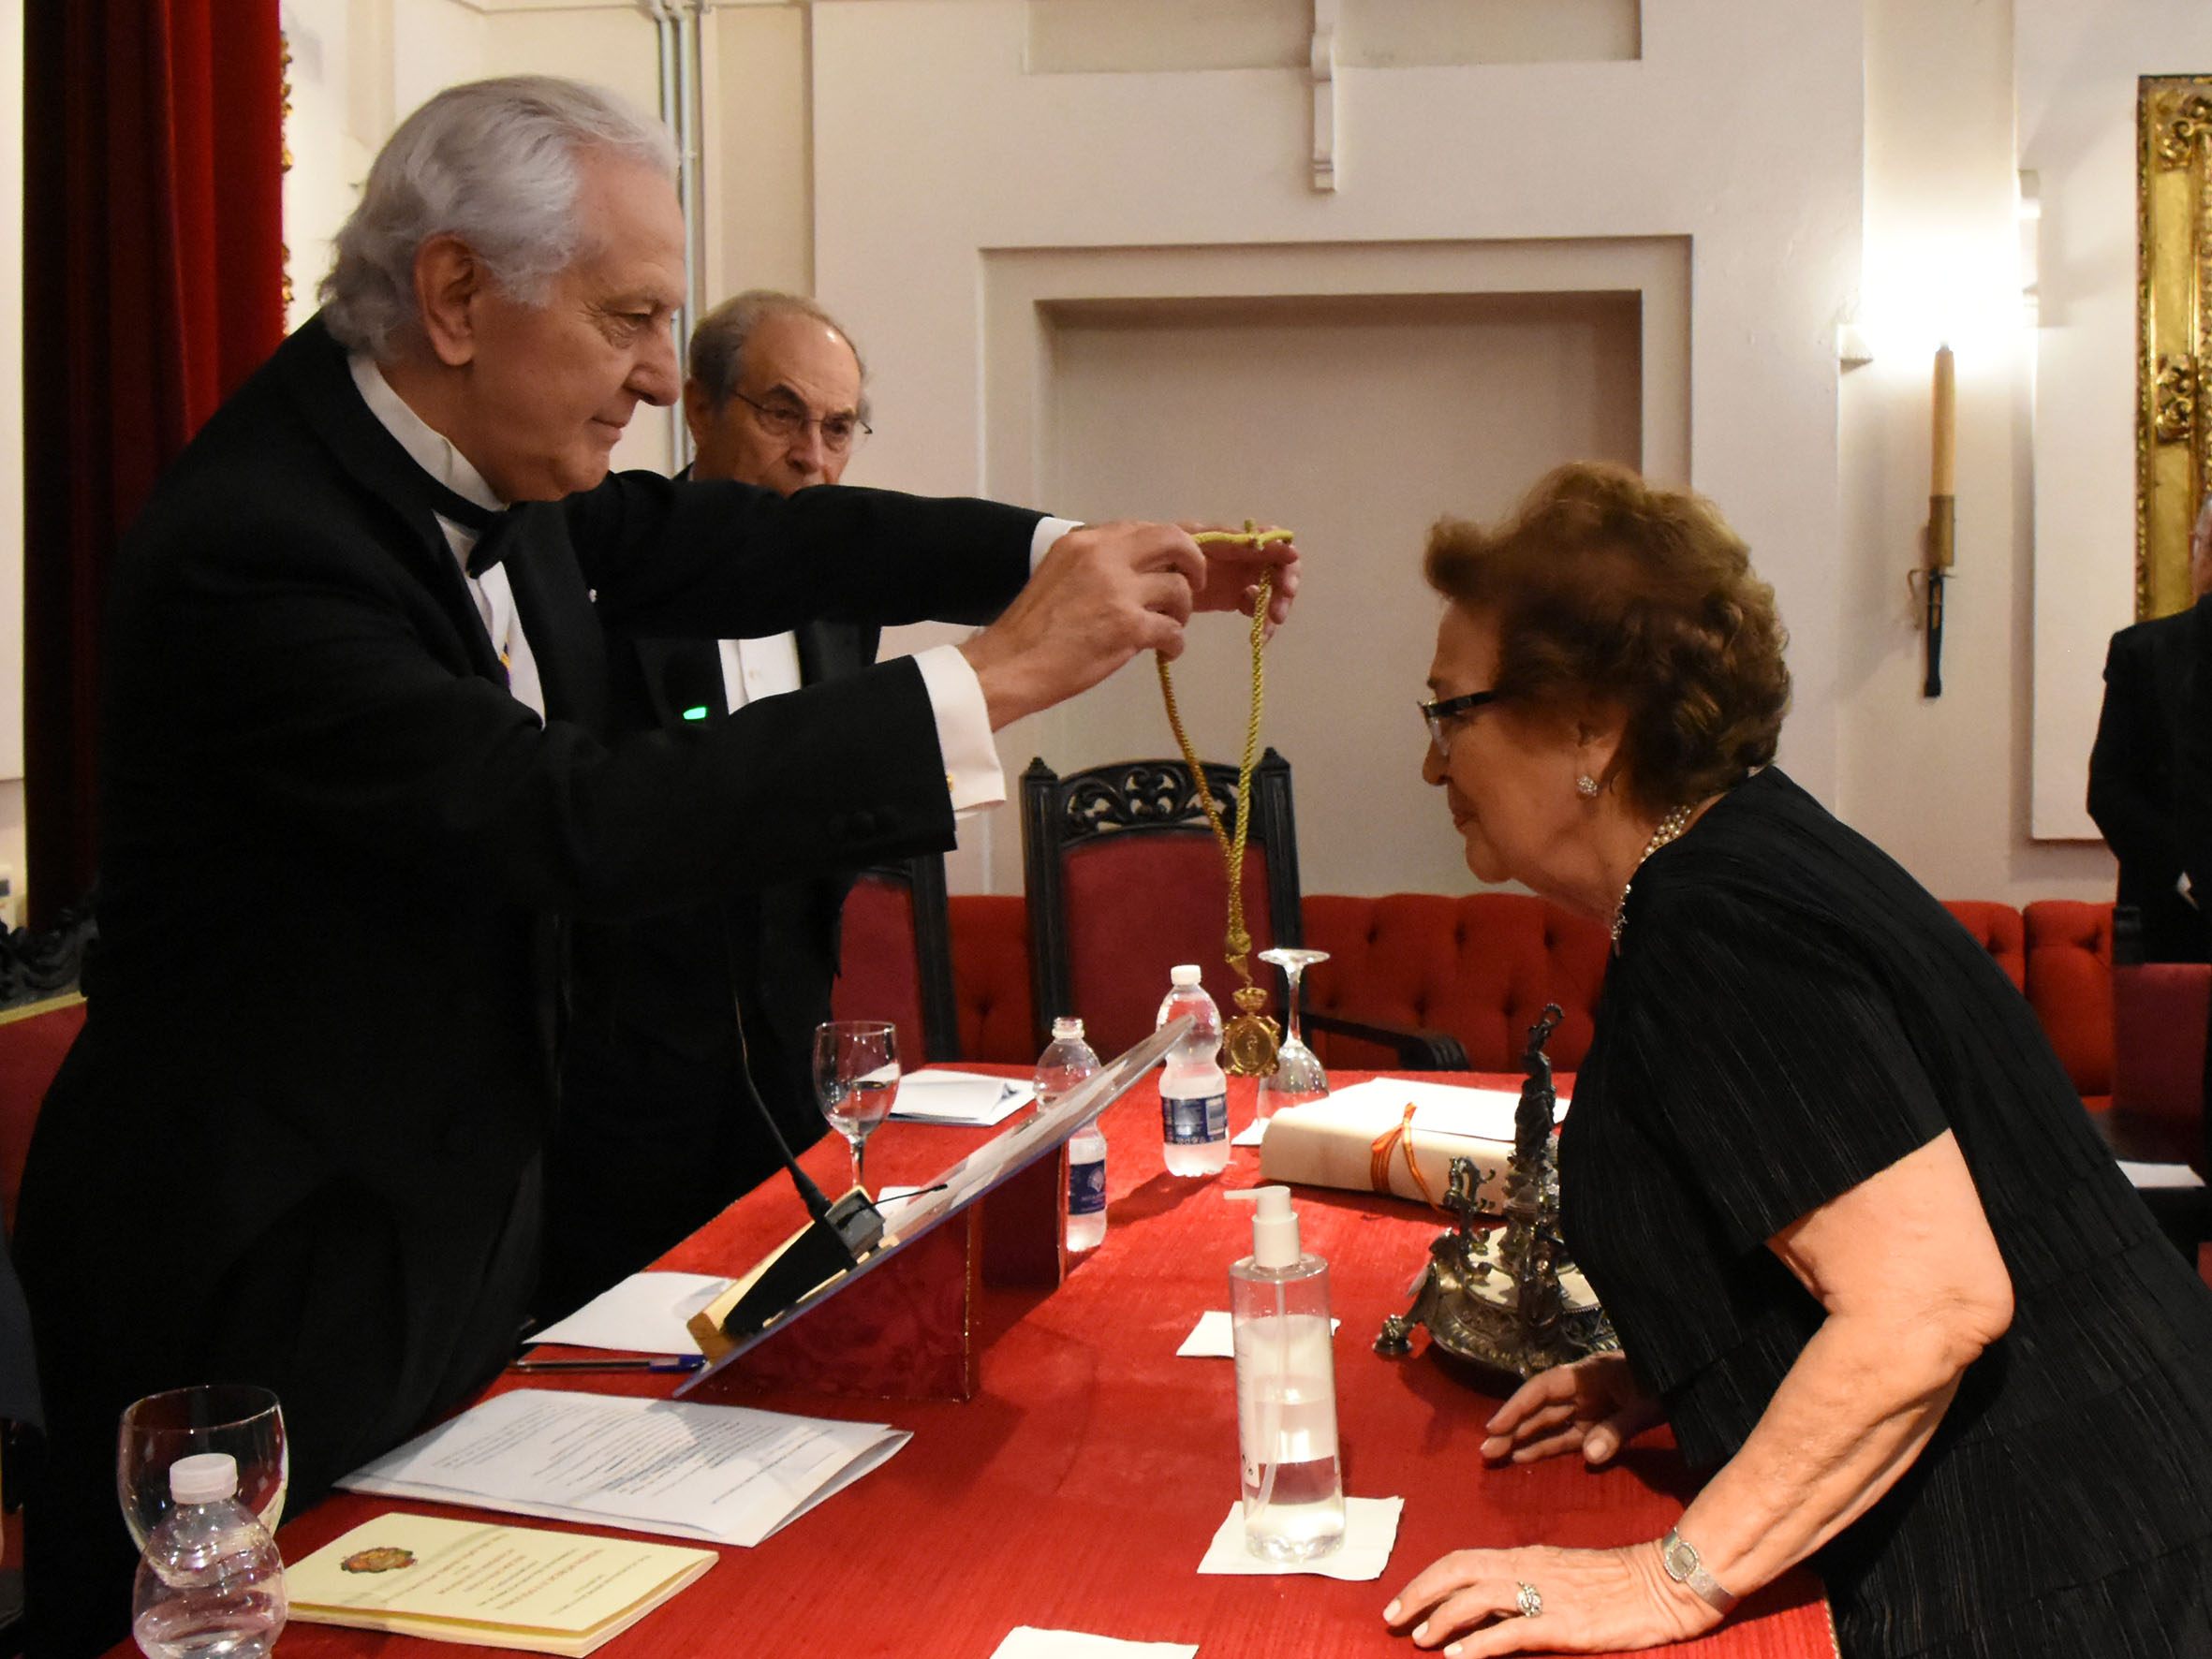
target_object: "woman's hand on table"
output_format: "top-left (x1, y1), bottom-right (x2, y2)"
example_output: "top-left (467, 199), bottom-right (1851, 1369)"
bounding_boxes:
top-left (1480, 1352), bottom-right (1662, 1467)
top-left (1384, 1541), bottom-right (1717, 1655)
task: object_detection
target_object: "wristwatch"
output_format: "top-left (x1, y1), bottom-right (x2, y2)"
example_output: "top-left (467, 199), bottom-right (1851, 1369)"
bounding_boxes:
top-left (1659, 1528), bottom-right (1739, 1612)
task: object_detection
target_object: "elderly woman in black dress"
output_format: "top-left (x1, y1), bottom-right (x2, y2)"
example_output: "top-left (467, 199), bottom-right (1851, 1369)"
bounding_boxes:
top-left (1383, 462), bottom-right (2212, 1658)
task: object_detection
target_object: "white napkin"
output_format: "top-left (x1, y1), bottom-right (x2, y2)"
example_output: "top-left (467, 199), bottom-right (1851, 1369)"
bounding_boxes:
top-left (1176, 1311), bottom-right (1338, 1358)
top-left (1197, 1496), bottom-right (1404, 1580)
top-left (992, 1629), bottom-right (1198, 1659)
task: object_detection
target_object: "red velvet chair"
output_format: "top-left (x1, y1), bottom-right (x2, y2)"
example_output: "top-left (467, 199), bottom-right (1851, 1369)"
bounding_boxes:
top-left (1301, 892), bottom-right (1607, 1072)
top-left (2022, 899), bottom-right (2115, 1105)
top-left (947, 895), bottom-right (1035, 1064)
top-left (2100, 903), bottom-right (2208, 1173)
top-left (0, 993), bottom-right (86, 1236)
top-left (1020, 752), bottom-right (1459, 1065)
top-left (1020, 753), bottom-right (1299, 1060)
top-left (831, 856), bottom-right (961, 1064)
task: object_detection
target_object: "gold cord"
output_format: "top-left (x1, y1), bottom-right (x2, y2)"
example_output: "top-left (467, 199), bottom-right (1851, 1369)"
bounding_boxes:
top-left (1158, 521), bottom-right (1288, 998)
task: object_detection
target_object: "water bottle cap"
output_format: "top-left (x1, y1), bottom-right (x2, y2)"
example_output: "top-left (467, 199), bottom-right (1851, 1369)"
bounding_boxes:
top-left (1170, 964), bottom-right (1203, 986)
top-left (1052, 1016), bottom-right (1085, 1039)
top-left (169, 1451), bottom-right (240, 1505)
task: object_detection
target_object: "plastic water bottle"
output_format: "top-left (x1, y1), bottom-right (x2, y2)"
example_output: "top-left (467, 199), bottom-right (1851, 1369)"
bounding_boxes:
top-left (1158, 964), bottom-right (1230, 1177)
top-left (1226, 1184), bottom-right (1344, 1563)
top-left (131, 1451), bottom-right (288, 1659)
top-left (1036, 1017), bottom-right (1108, 1252)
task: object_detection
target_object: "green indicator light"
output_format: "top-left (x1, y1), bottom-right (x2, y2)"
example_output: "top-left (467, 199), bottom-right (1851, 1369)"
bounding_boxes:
top-left (681, 706), bottom-right (710, 722)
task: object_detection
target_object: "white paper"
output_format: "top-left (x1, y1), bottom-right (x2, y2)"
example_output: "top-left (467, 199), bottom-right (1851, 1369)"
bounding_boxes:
top-left (1231, 1117), bottom-right (1268, 1148)
top-left (338, 1390), bottom-right (909, 1548)
top-left (892, 1069), bottom-right (1035, 1125)
top-left (2119, 1160), bottom-right (2208, 1189)
top-left (1197, 1496), bottom-right (1404, 1580)
top-left (1316, 1078), bottom-right (1566, 1142)
top-left (1176, 1311), bottom-right (1339, 1358)
top-left (993, 1629), bottom-right (1198, 1659)
top-left (529, 1272), bottom-right (733, 1356)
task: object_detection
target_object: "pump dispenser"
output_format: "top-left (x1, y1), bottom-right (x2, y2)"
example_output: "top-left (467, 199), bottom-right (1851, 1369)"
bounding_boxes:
top-left (1225, 1185), bottom-right (1345, 1562)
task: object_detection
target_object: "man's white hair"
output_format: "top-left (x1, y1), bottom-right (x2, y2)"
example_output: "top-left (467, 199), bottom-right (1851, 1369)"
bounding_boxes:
top-left (319, 76), bottom-right (676, 359)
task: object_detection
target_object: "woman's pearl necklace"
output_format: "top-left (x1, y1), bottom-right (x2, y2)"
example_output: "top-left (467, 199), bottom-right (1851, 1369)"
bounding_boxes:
top-left (1610, 801), bottom-right (1698, 952)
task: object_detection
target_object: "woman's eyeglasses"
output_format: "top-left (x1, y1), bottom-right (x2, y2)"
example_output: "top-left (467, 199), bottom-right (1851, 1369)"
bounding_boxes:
top-left (1420, 689), bottom-right (1502, 755)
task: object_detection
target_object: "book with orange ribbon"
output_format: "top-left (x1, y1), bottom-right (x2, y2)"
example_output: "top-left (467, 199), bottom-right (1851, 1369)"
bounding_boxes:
top-left (1256, 1078), bottom-right (1567, 1210)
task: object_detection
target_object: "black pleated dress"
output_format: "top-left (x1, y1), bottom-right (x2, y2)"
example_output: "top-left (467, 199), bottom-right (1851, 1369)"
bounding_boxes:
top-left (1561, 767), bottom-right (2212, 1659)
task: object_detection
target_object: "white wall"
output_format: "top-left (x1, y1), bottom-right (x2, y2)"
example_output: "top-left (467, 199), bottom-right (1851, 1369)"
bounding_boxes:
top-left (1832, 0), bottom-right (2114, 903)
top-left (812, 0), bottom-right (1862, 893)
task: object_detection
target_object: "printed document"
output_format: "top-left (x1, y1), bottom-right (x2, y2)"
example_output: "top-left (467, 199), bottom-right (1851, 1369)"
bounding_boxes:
top-left (339, 1389), bottom-right (908, 1548)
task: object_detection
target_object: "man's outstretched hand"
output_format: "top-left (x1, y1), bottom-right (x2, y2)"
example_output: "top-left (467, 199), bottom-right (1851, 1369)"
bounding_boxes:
top-left (960, 521), bottom-right (1302, 729)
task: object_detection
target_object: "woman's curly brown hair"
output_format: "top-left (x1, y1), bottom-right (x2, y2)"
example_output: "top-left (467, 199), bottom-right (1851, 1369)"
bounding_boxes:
top-left (1424, 462), bottom-right (1791, 817)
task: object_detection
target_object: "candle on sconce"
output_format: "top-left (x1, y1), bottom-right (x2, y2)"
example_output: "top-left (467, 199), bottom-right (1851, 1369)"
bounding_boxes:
top-left (1923, 342), bottom-right (1957, 697)
top-left (1931, 343), bottom-right (1956, 500)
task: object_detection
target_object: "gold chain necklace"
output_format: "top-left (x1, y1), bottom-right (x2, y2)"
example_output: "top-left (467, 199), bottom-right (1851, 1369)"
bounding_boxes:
top-left (1610, 801), bottom-right (1697, 953)
top-left (1158, 521), bottom-right (1290, 1076)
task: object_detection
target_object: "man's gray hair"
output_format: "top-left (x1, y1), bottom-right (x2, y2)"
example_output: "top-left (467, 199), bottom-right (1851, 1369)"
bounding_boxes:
top-left (688, 289), bottom-right (869, 422)
top-left (320, 76), bottom-right (677, 358)
top-left (2194, 490), bottom-right (2212, 557)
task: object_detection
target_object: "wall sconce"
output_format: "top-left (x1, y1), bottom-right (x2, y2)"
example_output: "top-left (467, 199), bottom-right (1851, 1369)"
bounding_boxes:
top-left (1916, 344), bottom-right (1957, 697)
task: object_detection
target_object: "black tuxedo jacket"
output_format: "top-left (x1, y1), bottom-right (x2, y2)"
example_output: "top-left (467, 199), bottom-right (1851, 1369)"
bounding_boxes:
top-left (2090, 607), bottom-right (2207, 962)
top-left (12, 315), bottom-right (1035, 1652)
top-left (540, 616), bottom-right (884, 1317)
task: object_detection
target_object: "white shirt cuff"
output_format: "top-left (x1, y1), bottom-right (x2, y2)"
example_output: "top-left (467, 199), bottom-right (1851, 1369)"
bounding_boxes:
top-left (1031, 515), bottom-right (1082, 569)
top-left (914, 644), bottom-right (1005, 816)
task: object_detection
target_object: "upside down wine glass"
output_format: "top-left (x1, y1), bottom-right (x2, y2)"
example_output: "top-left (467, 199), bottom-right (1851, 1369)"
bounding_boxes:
top-left (1256, 947), bottom-right (1331, 1118)
top-left (813, 1020), bottom-right (900, 1195)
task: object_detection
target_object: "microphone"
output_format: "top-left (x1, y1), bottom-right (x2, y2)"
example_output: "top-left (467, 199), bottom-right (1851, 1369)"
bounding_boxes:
top-left (717, 940), bottom-right (884, 1341)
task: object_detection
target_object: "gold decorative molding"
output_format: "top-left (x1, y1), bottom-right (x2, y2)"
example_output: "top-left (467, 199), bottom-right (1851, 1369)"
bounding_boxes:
top-left (2136, 76), bottom-right (2212, 619)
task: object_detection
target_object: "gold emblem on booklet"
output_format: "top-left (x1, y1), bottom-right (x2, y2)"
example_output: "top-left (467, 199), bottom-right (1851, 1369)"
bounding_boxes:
top-left (340, 1546), bottom-right (418, 1574)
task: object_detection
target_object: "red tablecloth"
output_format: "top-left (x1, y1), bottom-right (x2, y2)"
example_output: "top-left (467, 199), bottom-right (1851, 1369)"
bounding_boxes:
top-left (203, 1072), bottom-right (1837, 1659)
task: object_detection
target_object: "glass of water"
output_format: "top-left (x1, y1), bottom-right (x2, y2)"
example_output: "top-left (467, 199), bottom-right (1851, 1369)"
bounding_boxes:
top-left (813, 1020), bottom-right (901, 1195)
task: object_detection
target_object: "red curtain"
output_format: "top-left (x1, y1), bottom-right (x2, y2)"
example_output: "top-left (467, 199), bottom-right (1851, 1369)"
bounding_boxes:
top-left (22, 0), bottom-right (286, 926)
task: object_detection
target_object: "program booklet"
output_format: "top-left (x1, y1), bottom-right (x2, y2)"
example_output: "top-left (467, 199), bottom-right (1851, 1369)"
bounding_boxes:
top-left (286, 1513), bottom-right (715, 1655)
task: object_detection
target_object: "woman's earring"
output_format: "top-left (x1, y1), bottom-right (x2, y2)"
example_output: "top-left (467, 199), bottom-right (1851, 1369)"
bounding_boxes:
top-left (1575, 774), bottom-right (1600, 799)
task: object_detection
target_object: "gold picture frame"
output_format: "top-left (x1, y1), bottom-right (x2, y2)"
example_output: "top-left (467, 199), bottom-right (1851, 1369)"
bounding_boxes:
top-left (2137, 75), bottom-right (2212, 619)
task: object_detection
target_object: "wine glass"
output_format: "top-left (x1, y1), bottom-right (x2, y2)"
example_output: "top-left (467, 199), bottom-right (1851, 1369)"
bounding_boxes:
top-left (118, 1384), bottom-right (288, 1549)
top-left (1256, 947), bottom-right (1331, 1119)
top-left (814, 1020), bottom-right (900, 1195)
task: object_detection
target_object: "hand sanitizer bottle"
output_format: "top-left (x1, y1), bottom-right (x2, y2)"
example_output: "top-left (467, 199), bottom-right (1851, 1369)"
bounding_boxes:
top-left (1225, 1184), bottom-right (1344, 1563)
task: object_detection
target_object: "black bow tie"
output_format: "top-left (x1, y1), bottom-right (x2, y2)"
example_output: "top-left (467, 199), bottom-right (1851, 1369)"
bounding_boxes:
top-left (416, 474), bottom-right (517, 578)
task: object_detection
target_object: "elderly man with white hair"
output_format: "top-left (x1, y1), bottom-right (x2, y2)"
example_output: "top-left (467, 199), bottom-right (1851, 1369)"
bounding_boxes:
top-left (12, 76), bottom-right (1297, 1654)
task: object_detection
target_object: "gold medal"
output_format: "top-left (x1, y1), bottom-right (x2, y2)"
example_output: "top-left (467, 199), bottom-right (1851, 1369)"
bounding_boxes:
top-left (1222, 987), bottom-right (1281, 1076)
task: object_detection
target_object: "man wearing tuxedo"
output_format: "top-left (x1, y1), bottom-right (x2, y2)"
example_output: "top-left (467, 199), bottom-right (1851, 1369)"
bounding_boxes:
top-left (2091, 494), bottom-right (2212, 962)
top-left (539, 292), bottom-right (888, 1320)
top-left (12, 77), bottom-right (1298, 1655)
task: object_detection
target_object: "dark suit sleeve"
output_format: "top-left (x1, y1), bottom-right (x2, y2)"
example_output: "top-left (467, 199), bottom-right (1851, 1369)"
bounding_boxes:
top-left (2089, 626), bottom-right (2183, 879)
top-left (122, 486), bottom-right (1023, 924)
top-left (2181, 600), bottom-right (2212, 902)
top-left (566, 474), bottom-right (1040, 639)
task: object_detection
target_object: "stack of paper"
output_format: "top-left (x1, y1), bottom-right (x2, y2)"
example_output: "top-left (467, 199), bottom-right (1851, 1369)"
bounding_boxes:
top-left (338, 1390), bottom-right (908, 1548)
top-left (892, 1069), bottom-right (1034, 1125)
top-left (530, 1273), bottom-right (734, 1356)
top-left (288, 1514), bottom-right (714, 1655)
